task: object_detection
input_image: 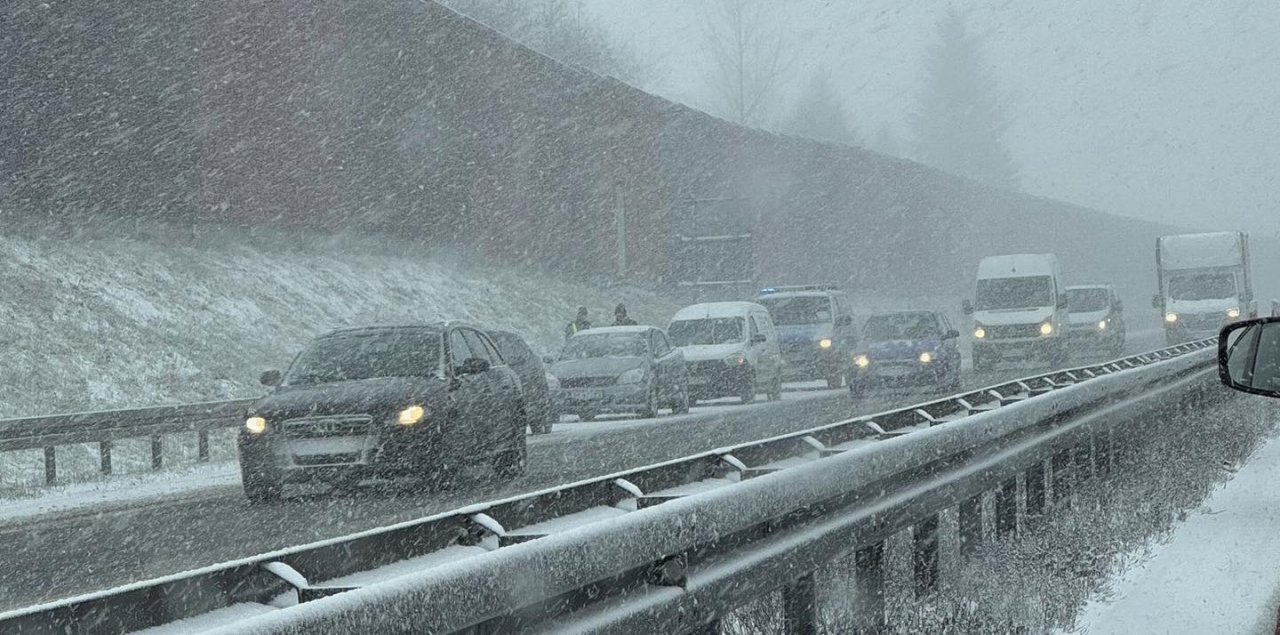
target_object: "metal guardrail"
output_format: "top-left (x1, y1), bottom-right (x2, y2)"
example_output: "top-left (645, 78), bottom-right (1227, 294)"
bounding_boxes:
top-left (0, 340), bottom-right (1216, 633)
top-left (0, 399), bottom-right (254, 485)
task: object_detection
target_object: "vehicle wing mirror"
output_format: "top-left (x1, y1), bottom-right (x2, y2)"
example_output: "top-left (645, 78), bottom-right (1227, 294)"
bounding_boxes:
top-left (751, 333), bottom-right (768, 344)
top-left (1151, 294), bottom-right (1163, 309)
top-left (1114, 299), bottom-right (1125, 312)
top-left (945, 329), bottom-right (960, 340)
top-left (962, 300), bottom-right (974, 316)
top-left (458, 357), bottom-right (491, 375)
top-left (1219, 318), bottom-right (1280, 398)
top-left (260, 369), bottom-right (283, 387)
top-left (1057, 295), bottom-right (1069, 309)
top-left (542, 355), bottom-right (556, 365)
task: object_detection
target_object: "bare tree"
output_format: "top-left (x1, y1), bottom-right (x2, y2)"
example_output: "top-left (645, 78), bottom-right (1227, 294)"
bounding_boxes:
top-left (910, 8), bottom-right (1019, 190)
top-left (782, 68), bottom-right (859, 146)
top-left (700, 0), bottom-right (792, 127)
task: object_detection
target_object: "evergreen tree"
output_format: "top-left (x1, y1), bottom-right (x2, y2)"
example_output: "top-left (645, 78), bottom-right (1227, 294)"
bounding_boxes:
top-left (782, 69), bottom-right (858, 146)
top-left (910, 8), bottom-right (1019, 190)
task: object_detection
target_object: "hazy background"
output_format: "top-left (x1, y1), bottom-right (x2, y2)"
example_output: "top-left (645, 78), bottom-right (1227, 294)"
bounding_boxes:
top-left (576, 1), bottom-right (1280, 238)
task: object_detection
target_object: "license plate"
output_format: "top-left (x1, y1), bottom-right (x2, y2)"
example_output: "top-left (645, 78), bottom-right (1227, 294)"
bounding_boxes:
top-left (288, 437), bottom-right (367, 456)
top-left (879, 367), bottom-right (911, 377)
top-left (687, 376), bottom-right (709, 386)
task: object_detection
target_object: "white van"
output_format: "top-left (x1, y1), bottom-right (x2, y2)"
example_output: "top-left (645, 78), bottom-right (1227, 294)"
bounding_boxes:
top-left (667, 302), bottom-right (784, 404)
top-left (963, 254), bottom-right (1069, 371)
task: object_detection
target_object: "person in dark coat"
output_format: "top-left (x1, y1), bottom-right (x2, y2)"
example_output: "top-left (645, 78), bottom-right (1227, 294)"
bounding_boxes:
top-left (565, 306), bottom-right (592, 340)
top-left (613, 304), bottom-right (637, 326)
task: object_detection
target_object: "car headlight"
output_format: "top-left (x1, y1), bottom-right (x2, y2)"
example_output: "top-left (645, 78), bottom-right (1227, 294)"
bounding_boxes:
top-left (245, 416), bottom-right (267, 435)
top-left (618, 368), bottom-right (647, 384)
top-left (1039, 322), bottom-right (1054, 336)
top-left (1165, 312), bottom-right (1179, 323)
top-left (397, 405), bottom-right (426, 427)
top-left (724, 354), bottom-right (747, 366)
top-left (853, 354), bottom-right (870, 368)
top-left (1227, 308), bottom-right (1241, 319)
top-left (918, 352), bottom-right (934, 364)
top-left (974, 327), bottom-right (987, 340)
top-left (818, 338), bottom-right (834, 350)
top-left (1097, 319), bottom-right (1108, 331)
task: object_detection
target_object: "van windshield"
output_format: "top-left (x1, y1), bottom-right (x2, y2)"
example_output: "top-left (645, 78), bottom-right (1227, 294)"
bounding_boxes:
top-left (1169, 273), bottom-right (1236, 301)
top-left (757, 296), bottom-right (833, 326)
top-left (668, 318), bottom-right (745, 346)
top-left (976, 276), bottom-right (1054, 311)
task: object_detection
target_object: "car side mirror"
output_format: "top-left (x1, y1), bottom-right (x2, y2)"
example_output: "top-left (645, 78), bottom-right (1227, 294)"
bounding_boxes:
top-left (1219, 318), bottom-right (1280, 398)
top-left (260, 369), bottom-right (282, 387)
top-left (1114, 300), bottom-right (1124, 312)
top-left (1151, 294), bottom-right (1163, 309)
top-left (1057, 295), bottom-right (1069, 309)
top-left (836, 315), bottom-right (853, 327)
top-left (945, 329), bottom-right (960, 340)
top-left (458, 357), bottom-right (491, 375)
top-left (751, 334), bottom-right (768, 344)
top-left (962, 300), bottom-right (974, 316)
top-left (542, 355), bottom-right (556, 365)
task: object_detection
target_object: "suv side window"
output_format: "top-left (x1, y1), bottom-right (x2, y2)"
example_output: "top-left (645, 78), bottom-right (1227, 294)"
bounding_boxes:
top-left (448, 330), bottom-right (473, 369)
top-left (749, 316), bottom-right (760, 339)
top-left (650, 330), bottom-right (669, 357)
top-left (462, 330), bottom-right (499, 366)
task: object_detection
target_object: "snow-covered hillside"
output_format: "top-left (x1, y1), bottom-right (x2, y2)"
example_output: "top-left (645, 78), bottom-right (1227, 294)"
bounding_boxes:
top-left (0, 228), bottom-right (678, 419)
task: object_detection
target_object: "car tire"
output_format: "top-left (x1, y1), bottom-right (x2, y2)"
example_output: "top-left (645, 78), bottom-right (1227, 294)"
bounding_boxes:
top-left (243, 472), bottom-right (283, 505)
top-left (493, 420), bottom-right (528, 482)
top-left (767, 372), bottom-right (783, 401)
top-left (638, 383), bottom-right (659, 419)
top-left (973, 352), bottom-right (991, 373)
top-left (825, 371), bottom-right (843, 390)
top-left (739, 372), bottom-right (756, 404)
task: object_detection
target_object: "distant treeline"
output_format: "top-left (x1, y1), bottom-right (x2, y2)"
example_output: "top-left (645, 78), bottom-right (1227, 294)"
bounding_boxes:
top-left (1, 1), bottom-right (1195, 301)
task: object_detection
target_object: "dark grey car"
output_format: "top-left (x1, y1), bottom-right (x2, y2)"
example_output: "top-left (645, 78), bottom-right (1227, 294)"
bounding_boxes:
top-left (488, 330), bottom-right (555, 434)
top-left (238, 323), bottom-right (528, 503)
top-left (549, 326), bottom-right (689, 420)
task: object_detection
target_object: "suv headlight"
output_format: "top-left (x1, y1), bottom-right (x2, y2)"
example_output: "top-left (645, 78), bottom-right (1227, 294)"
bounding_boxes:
top-left (397, 405), bottom-right (426, 427)
top-left (853, 354), bottom-right (870, 368)
top-left (918, 351), bottom-right (934, 364)
top-left (1039, 322), bottom-right (1054, 336)
top-left (245, 416), bottom-right (267, 435)
top-left (818, 338), bottom-right (834, 350)
top-left (1097, 319), bottom-right (1108, 330)
top-left (618, 368), bottom-right (647, 384)
top-left (974, 326), bottom-right (987, 339)
top-left (1227, 307), bottom-right (1241, 319)
top-left (1165, 312), bottom-right (1179, 323)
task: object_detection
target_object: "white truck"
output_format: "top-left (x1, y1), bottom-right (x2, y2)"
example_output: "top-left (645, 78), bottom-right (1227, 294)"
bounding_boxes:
top-left (963, 254), bottom-right (1070, 371)
top-left (1153, 232), bottom-right (1254, 345)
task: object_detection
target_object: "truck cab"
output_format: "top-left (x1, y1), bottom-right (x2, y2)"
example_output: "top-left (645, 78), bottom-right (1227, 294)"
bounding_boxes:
top-left (964, 254), bottom-right (1069, 371)
top-left (1154, 232), bottom-right (1253, 345)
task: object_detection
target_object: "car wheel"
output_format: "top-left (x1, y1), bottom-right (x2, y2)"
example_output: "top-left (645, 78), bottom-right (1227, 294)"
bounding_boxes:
top-left (243, 472), bottom-right (283, 505)
top-left (493, 420), bottom-right (528, 482)
top-left (739, 372), bottom-right (756, 404)
top-left (638, 383), bottom-right (659, 418)
top-left (767, 372), bottom-right (783, 401)
top-left (825, 371), bottom-right (843, 390)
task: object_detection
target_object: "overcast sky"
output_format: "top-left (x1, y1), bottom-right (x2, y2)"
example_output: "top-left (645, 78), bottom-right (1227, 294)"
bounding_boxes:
top-left (579, 1), bottom-right (1280, 238)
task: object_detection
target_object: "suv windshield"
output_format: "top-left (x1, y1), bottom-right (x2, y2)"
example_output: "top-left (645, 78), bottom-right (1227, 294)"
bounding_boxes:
top-left (976, 276), bottom-right (1054, 311)
top-left (562, 333), bottom-right (648, 359)
top-left (757, 296), bottom-right (834, 326)
top-left (285, 330), bottom-right (441, 386)
top-left (1169, 273), bottom-right (1236, 301)
top-left (863, 313), bottom-right (941, 341)
top-left (668, 318), bottom-right (745, 346)
top-left (1068, 289), bottom-right (1110, 312)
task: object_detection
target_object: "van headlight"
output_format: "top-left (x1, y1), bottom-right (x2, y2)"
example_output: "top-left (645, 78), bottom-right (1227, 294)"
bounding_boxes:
top-left (1165, 312), bottom-right (1179, 323)
top-left (918, 352), bottom-right (934, 364)
top-left (974, 327), bottom-right (987, 340)
top-left (1097, 319), bottom-right (1108, 331)
top-left (245, 416), bottom-right (267, 435)
top-left (818, 338), bottom-right (833, 350)
top-left (618, 368), bottom-right (647, 384)
top-left (1039, 322), bottom-right (1054, 336)
top-left (853, 354), bottom-right (871, 369)
top-left (1227, 307), bottom-right (1241, 319)
top-left (397, 405), bottom-right (426, 427)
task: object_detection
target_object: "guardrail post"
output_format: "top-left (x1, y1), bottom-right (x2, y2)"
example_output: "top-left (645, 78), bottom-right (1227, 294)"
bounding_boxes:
top-left (43, 447), bottom-right (56, 485)
top-left (99, 441), bottom-right (113, 475)
top-left (1097, 430), bottom-right (1113, 477)
top-left (852, 542), bottom-right (886, 633)
top-left (782, 573), bottom-right (818, 635)
top-left (913, 514), bottom-right (940, 596)
top-left (995, 478), bottom-right (1017, 537)
top-left (198, 431), bottom-right (210, 463)
top-left (151, 435), bottom-right (163, 471)
top-left (958, 494), bottom-right (983, 555)
top-left (1025, 462), bottom-right (1047, 523)
top-left (1076, 437), bottom-right (1094, 483)
top-left (1052, 449), bottom-right (1073, 506)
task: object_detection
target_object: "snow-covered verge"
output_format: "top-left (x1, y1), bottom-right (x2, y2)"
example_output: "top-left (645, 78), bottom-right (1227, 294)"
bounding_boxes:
top-left (0, 227), bottom-right (678, 488)
top-left (1068, 420), bottom-right (1280, 635)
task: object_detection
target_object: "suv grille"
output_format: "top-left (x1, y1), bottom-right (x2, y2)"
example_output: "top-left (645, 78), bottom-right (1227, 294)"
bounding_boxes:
top-left (561, 376), bottom-right (617, 389)
top-left (986, 324), bottom-right (1041, 340)
top-left (283, 415), bottom-right (373, 439)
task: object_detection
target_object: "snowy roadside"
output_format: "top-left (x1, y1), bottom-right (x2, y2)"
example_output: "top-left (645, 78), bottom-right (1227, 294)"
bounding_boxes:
top-left (1067, 424), bottom-right (1280, 635)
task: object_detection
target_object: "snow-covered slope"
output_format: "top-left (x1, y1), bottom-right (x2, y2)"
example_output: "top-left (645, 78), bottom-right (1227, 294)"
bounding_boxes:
top-left (0, 228), bottom-right (678, 419)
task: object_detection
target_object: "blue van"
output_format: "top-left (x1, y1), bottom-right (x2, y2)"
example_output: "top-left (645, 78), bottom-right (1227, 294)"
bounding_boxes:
top-left (754, 285), bottom-right (857, 389)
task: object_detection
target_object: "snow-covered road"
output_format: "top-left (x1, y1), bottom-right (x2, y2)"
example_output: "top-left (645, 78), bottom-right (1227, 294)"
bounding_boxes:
top-left (1070, 424), bottom-right (1280, 635)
